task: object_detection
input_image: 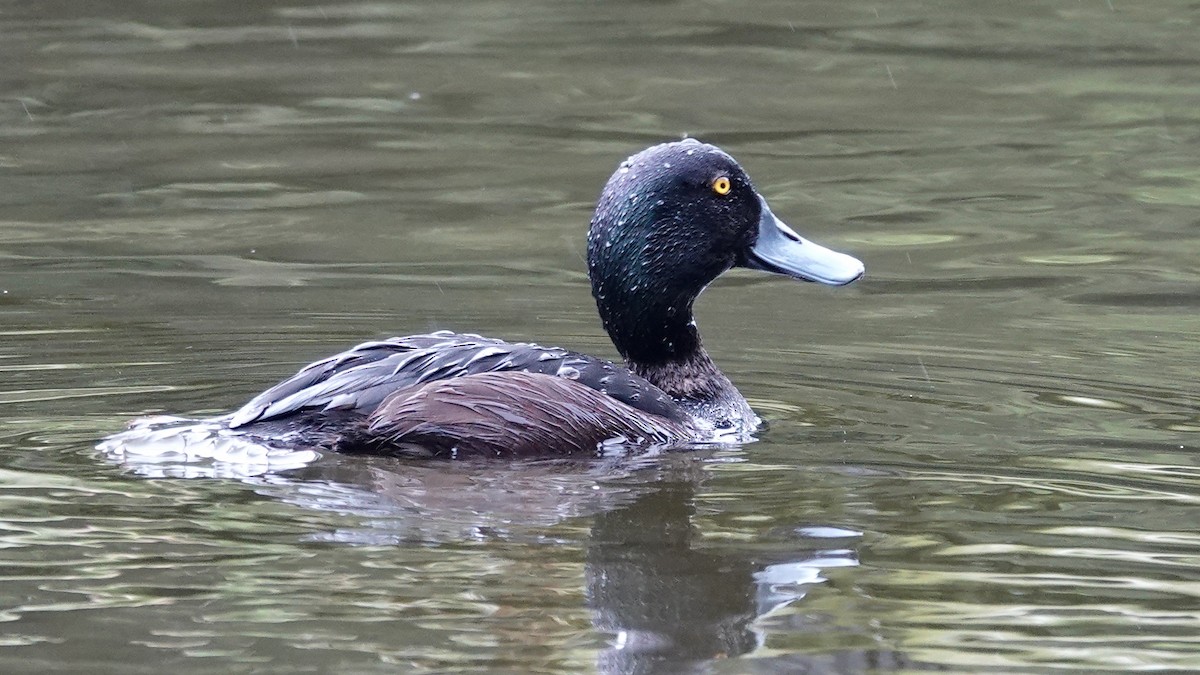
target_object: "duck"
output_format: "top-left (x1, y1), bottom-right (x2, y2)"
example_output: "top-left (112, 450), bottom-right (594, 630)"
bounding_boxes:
top-left (141, 139), bottom-right (864, 459)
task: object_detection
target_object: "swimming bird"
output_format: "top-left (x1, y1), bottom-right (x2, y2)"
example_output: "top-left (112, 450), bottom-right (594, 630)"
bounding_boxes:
top-left (115, 140), bottom-right (863, 459)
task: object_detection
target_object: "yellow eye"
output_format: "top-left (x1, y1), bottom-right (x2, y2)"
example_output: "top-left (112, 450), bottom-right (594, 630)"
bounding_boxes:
top-left (712, 176), bottom-right (731, 195)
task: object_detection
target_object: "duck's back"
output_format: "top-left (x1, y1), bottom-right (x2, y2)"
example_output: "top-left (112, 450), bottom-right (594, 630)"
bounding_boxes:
top-left (230, 331), bottom-right (690, 435)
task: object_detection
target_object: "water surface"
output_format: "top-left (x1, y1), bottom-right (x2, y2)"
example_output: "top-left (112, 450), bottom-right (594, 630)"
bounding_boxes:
top-left (2, 0), bottom-right (1199, 672)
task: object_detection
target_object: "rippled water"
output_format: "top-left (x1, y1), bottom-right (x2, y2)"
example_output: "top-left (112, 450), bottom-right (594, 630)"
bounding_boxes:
top-left (3, 0), bottom-right (1199, 672)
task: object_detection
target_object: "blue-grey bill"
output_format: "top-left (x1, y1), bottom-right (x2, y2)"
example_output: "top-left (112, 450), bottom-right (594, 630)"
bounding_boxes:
top-left (744, 196), bottom-right (864, 286)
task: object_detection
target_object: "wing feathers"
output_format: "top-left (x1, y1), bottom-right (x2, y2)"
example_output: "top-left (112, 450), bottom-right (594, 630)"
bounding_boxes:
top-left (229, 331), bottom-right (686, 429)
top-left (335, 372), bottom-right (696, 457)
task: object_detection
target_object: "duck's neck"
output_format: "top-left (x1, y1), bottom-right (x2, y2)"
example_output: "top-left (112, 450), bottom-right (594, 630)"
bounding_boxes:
top-left (632, 348), bottom-right (738, 405)
top-left (597, 292), bottom-right (737, 404)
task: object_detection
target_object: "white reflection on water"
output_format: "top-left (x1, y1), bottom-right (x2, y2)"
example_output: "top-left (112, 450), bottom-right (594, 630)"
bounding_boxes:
top-left (98, 415), bottom-right (319, 478)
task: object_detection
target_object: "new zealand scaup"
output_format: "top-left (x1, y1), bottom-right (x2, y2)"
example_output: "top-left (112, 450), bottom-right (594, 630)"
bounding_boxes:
top-left (105, 140), bottom-right (864, 459)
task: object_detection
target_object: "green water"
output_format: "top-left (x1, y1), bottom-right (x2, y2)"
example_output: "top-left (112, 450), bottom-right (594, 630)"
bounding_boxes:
top-left (2, 1), bottom-right (1198, 672)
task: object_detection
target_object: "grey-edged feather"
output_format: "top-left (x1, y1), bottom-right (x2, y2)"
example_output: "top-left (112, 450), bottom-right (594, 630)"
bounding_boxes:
top-left (229, 331), bottom-right (688, 429)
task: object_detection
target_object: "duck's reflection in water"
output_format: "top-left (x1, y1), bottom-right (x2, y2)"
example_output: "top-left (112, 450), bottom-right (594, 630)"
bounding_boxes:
top-left (584, 477), bottom-right (866, 674)
top-left (116, 450), bottom-right (909, 672)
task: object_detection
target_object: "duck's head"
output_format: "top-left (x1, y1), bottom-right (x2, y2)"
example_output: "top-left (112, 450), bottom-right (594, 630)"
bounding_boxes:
top-left (587, 139), bottom-right (863, 368)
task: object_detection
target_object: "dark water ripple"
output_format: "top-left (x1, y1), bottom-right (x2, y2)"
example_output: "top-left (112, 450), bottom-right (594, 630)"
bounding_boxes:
top-left (2, 0), bottom-right (1199, 672)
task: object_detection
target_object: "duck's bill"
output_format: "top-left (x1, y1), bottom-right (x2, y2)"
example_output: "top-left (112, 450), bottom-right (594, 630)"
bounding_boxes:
top-left (742, 197), bottom-right (864, 286)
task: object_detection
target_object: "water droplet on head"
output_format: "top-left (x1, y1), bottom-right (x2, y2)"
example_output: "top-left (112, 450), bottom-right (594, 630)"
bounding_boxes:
top-left (663, 162), bottom-right (672, 169)
top-left (557, 365), bottom-right (581, 380)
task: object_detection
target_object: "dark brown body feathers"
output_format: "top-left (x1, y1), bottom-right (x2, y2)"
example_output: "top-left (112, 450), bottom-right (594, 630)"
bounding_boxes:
top-left (334, 372), bottom-right (696, 458)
